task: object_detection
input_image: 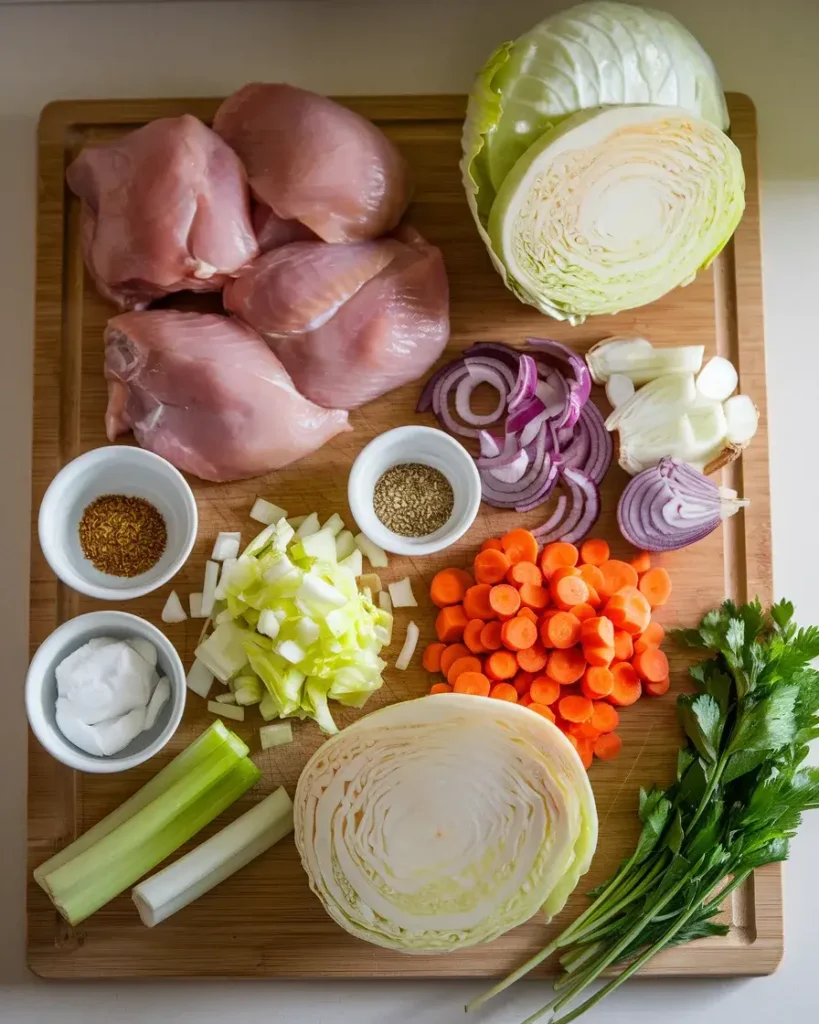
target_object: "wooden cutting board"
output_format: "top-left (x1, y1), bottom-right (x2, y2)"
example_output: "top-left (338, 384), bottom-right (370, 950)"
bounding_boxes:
top-left (29, 93), bottom-right (778, 979)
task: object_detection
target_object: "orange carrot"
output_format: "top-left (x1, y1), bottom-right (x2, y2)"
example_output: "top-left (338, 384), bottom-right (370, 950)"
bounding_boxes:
top-left (489, 584), bottom-right (521, 619)
top-left (480, 537), bottom-right (503, 552)
top-left (638, 567), bottom-right (672, 608)
top-left (632, 647), bottom-right (669, 683)
top-left (629, 551), bottom-right (652, 575)
top-left (516, 641), bottom-right (548, 673)
top-left (548, 647), bottom-right (587, 684)
top-left (530, 675), bottom-right (561, 706)
top-left (447, 655), bottom-right (484, 686)
top-left (463, 583), bottom-right (495, 621)
top-left (435, 604), bottom-right (469, 643)
top-left (613, 629), bottom-right (634, 662)
top-left (598, 560), bottom-right (639, 601)
top-left (562, 731), bottom-right (579, 750)
top-left (604, 591), bottom-right (652, 635)
top-left (552, 574), bottom-right (590, 611)
top-left (429, 682), bottom-right (452, 695)
top-left (545, 611), bottom-right (582, 650)
top-left (586, 585), bottom-right (602, 609)
top-left (580, 538), bottom-right (610, 566)
top-left (519, 583), bottom-right (550, 611)
top-left (594, 733), bottom-right (623, 760)
top-left (540, 542), bottom-right (579, 578)
top-left (609, 662), bottom-right (642, 706)
top-left (519, 692), bottom-right (533, 707)
top-left (422, 642), bottom-right (446, 673)
top-left (507, 561), bottom-right (543, 588)
top-left (581, 666), bottom-right (614, 700)
top-left (439, 643), bottom-right (470, 677)
top-left (645, 676), bottom-right (671, 696)
top-left (463, 618), bottom-right (488, 654)
top-left (489, 682), bottom-right (519, 702)
top-left (485, 649), bottom-right (518, 681)
top-left (517, 606), bottom-right (539, 624)
top-left (429, 568), bottom-right (473, 608)
top-left (514, 671), bottom-right (534, 697)
top-left (634, 620), bottom-right (665, 654)
top-left (569, 720), bottom-right (602, 741)
top-left (480, 620), bottom-right (503, 651)
top-left (558, 694), bottom-right (594, 723)
top-left (528, 703), bottom-right (556, 723)
top-left (474, 548), bottom-right (512, 585)
top-left (501, 528), bottom-right (539, 565)
top-left (501, 616), bottom-right (538, 652)
top-left (569, 602), bottom-right (596, 622)
top-left (578, 563), bottom-right (605, 594)
top-left (576, 738), bottom-right (595, 770)
top-left (453, 672), bottom-right (491, 696)
top-left (580, 616), bottom-right (615, 649)
top-left (591, 701), bottom-right (619, 733)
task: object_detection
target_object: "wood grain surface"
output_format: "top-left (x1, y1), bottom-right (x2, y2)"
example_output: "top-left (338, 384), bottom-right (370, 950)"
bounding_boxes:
top-left (28, 93), bottom-right (779, 979)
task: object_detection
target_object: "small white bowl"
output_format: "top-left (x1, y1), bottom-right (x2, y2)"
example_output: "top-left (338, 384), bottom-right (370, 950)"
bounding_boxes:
top-left (348, 426), bottom-right (481, 556)
top-left (26, 611), bottom-right (186, 774)
top-left (38, 446), bottom-right (198, 601)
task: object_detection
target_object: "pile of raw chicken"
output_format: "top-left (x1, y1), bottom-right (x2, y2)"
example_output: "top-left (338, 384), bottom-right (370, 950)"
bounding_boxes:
top-left (68, 84), bottom-right (450, 481)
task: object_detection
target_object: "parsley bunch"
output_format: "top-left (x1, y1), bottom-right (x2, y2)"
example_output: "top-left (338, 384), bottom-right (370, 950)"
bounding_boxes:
top-left (469, 600), bottom-right (819, 1023)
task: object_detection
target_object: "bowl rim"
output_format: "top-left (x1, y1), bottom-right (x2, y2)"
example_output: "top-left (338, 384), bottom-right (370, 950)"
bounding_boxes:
top-left (25, 610), bottom-right (187, 774)
top-left (38, 445), bottom-right (198, 601)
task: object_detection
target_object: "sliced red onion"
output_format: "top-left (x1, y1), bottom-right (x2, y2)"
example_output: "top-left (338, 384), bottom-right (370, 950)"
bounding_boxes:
top-left (475, 431), bottom-right (522, 470)
top-left (528, 337), bottom-right (591, 431)
top-left (455, 365), bottom-right (508, 425)
top-left (490, 450), bottom-right (530, 484)
top-left (520, 408), bottom-right (551, 448)
top-left (508, 355), bottom-right (539, 413)
top-left (463, 355), bottom-right (516, 390)
top-left (532, 496), bottom-right (567, 538)
top-left (579, 402), bottom-right (614, 485)
top-left (533, 469), bottom-right (600, 543)
top-left (617, 457), bottom-right (748, 551)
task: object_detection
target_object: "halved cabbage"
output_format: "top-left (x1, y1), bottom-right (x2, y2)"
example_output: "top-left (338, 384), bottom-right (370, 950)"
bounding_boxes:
top-left (294, 694), bottom-right (597, 953)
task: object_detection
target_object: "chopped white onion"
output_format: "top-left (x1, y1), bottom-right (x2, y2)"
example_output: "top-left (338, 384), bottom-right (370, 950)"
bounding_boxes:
top-left (257, 609), bottom-right (281, 640)
top-left (200, 560), bottom-right (220, 618)
top-left (189, 592), bottom-right (204, 619)
top-left (161, 590), bottom-right (187, 624)
top-left (207, 701), bottom-right (244, 722)
top-left (287, 514), bottom-right (307, 529)
top-left (339, 549), bottom-right (363, 577)
top-left (335, 530), bottom-right (357, 560)
top-left (213, 557), bottom-right (237, 601)
top-left (388, 577), bottom-right (418, 608)
top-left (211, 532), bottom-right (241, 562)
top-left (605, 373), bottom-right (635, 408)
top-left (354, 532), bottom-right (389, 569)
top-left (696, 356), bottom-right (738, 402)
top-left (249, 498), bottom-right (288, 526)
top-left (723, 394), bottom-right (759, 444)
top-left (322, 513), bottom-right (345, 537)
top-left (395, 621), bottom-right (419, 671)
top-left (378, 591), bottom-right (392, 613)
top-left (259, 723), bottom-right (294, 750)
top-left (295, 512), bottom-right (320, 538)
top-left (186, 659), bottom-right (215, 699)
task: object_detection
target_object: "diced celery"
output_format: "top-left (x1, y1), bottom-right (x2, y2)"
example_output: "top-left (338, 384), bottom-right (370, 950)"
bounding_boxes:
top-left (278, 640), bottom-right (306, 665)
top-left (213, 692), bottom-right (237, 705)
top-left (324, 607), bottom-right (351, 638)
top-left (297, 575), bottom-right (347, 613)
top-left (258, 609), bottom-right (281, 639)
top-left (207, 700), bottom-right (245, 722)
top-left (249, 498), bottom-right (288, 526)
top-left (294, 617), bottom-right (320, 647)
top-left (262, 553), bottom-right (296, 583)
top-left (259, 724), bottom-right (294, 750)
top-left (195, 623), bottom-right (250, 683)
top-left (186, 659), bottom-right (214, 699)
top-left (259, 692), bottom-right (279, 721)
top-left (234, 673), bottom-right (264, 706)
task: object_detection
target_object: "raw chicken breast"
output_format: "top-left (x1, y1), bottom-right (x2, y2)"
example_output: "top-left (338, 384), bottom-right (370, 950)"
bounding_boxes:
top-left (104, 311), bottom-right (350, 482)
top-left (253, 205), bottom-right (317, 253)
top-left (227, 227), bottom-right (450, 410)
top-left (67, 115), bottom-right (259, 310)
top-left (213, 84), bottom-right (412, 244)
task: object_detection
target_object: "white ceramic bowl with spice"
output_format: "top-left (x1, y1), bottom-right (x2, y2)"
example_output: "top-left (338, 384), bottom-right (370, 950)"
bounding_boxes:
top-left (26, 610), bottom-right (186, 774)
top-left (348, 425), bottom-right (481, 556)
top-left (38, 446), bottom-right (198, 601)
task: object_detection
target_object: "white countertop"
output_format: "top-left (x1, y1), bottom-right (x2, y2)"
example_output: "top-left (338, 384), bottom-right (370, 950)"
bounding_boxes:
top-left (2, 1), bottom-right (818, 1020)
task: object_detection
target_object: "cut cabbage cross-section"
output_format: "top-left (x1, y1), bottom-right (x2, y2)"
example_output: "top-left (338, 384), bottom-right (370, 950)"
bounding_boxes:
top-left (487, 105), bottom-right (745, 324)
top-left (294, 694), bottom-right (597, 953)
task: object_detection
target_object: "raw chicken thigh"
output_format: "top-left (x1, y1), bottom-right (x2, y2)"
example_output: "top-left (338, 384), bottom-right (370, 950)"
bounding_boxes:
top-left (104, 311), bottom-right (350, 482)
top-left (67, 115), bottom-right (259, 310)
top-left (213, 84), bottom-right (412, 244)
top-left (225, 227), bottom-right (450, 410)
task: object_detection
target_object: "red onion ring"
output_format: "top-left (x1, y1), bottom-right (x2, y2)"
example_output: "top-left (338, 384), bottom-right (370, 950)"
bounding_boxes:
top-left (508, 355), bottom-right (538, 413)
top-left (533, 469), bottom-right (599, 543)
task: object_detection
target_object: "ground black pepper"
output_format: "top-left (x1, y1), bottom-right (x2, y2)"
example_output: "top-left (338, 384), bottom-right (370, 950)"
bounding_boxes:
top-left (78, 494), bottom-right (167, 577)
top-left (373, 463), bottom-right (454, 537)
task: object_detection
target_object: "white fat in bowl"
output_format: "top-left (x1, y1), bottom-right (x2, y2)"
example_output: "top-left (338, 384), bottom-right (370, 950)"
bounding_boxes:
top-left (348, 426), bottom-right (481, 556)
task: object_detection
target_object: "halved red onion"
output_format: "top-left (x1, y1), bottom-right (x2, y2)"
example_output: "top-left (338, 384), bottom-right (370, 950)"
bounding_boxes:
top-left (617, 457), bottom-right (748, 551)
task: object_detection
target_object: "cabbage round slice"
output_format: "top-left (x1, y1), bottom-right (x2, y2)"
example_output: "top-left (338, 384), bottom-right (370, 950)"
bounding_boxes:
top-left (294, 693), bottom-right (597, 953)
top-left (488, 105), bottom-right (745, 323)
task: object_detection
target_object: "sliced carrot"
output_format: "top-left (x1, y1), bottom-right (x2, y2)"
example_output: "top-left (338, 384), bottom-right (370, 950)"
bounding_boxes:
top-left (634, 620), bottom-right (665, 654)
top-left (584, 645), bottom-right (614, 668)
top-left (613, 629), bottom-right (634, 662)
top-left (485, 650), bottom-right (518, 681)
top-left (517, 606), bottom-right (539, 624)
top-left (501, 528), bottom-right (539, 565)
top-left (540, 542), bottom-right (579, 579)
top-left (568, 720), bottom-right (602, 741)
top-left (439, 643), bottom-right (470, 677)
top-left (489, 682), bottom-right (519, 702)
top-left (429, 682), bottom-right (452, 695)
top-left (548, 647), bottom-right (587, 684)
top-left (552, 574), bottom-right (590, 611)
top-left (489, 584), bottom-right (521, 619)
top-left (429, 568), bottom-right (473, 608)
top-left (562, 731), bottom-right (579, 750)
top-left (586, 585), bottom-right (602, 609)
top-left (578, 563), bottom-right (605, 594)
top-left (530, 675), bottom-right (561, 706)
top-left (516, 641), bottom-right (548, 673)
top-left (501, 616), bottom-right (537, 652)
top-left (544, 611), bottom-right (582, 650)
top-left (480, 537), bottom-right (503, 552)
top-left (507, 561), bottom-right (543, 588)
top-left (559, 694), bottom-right (594, 723)
top-left (581, 666), bottom-right (614, 700)
top-left (638, 567), bottom-right (672, 608)
top-left (528, 703), bottom-right (556, 723)
top-left (594, 732), bottom-right (623, 760)
top-left (579, 538), bottom-right (610, 566)
top-left (463, 583), bottom-right (495, 621)
top-left (519, 692), bottom-right (533, 707)
top-left (463, 618), bottom-right (488, 654)
top-left (422, 642), bottom-right (446, 673)
top-left (447, 655), bottom-right (484, 685)
top-left (629, 551), bottom-right (652, 575)
top-left (580, 616), bottom-right (615, 649)
top-left (609, 662), bottom-right (642, 706)
top-left (480, 620), bottom-right (503, 651)
top-left (598, 560), bottom-right (639, 601)
top-left (513, 671), bottom-right (534, 697)
top-left (645, 676), bottom-right (671, 696)
top-left (591, 701), bottom-right (619, 733)
top-left (474, 548), bottom-right (512, 585)
top-left (453, 672), bottom-right (491, 696)
top-left (435, 604), bottom-right (469, 643)
top-left (633, 647), bottom-right (669, 684)
top-left (519, 583), bottom-right (550, 611)
top-left (576, 738), bottom-right (595, 770)
top-left (604, 591), bottom-right (652, 635)
top-left (569, 602), bottom-right (596, 622)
